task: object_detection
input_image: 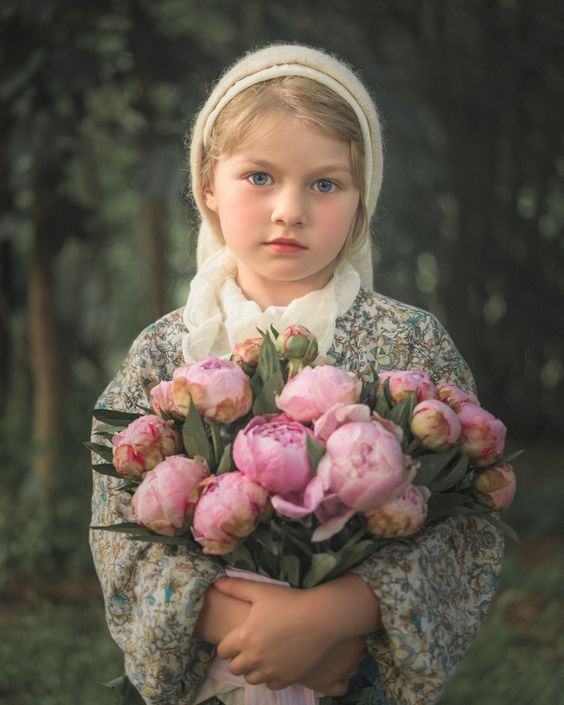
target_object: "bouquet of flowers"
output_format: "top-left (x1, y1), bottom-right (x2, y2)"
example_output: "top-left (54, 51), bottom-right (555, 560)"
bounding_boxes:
top-left (89, 324), bottom-right (518, 590)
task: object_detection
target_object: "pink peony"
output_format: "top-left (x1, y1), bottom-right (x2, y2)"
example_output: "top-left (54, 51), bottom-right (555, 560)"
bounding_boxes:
top-left (131, 455), bottom-right (209, 535)
top-left (316, 421), bottom-right (412, 512)
top-left (378, 370), bottom-right (437, 406)
top-left (276, 365), bottom-right (362, 423)
top-left (458, 405), bottom-right (506, 467)
top-left (473, 464), bottom-right (516, 510)
top-left (233, 414), bottom-right (314, 494)
top-left (192, 472), bottom-right (269, 555)
top-left (150, 380), bottom-right (176, 418)
top-left (365, 485), bottom-right (430, 538)
top-left (232, 336), bottom-right (263, 373)
top-left (436, 383), bottom-right (480, 413)
top-left (170, 358), bottom-right (252, 423)
top-left (112, 415), bottom-right (181, 480)
top-left (410, 399), bottom-right (462, 452)
top-left (313, 403), bottom-right (372, 444)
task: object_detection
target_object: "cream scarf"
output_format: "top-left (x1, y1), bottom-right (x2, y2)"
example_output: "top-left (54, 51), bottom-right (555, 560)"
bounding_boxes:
top-left (181, 247), bottom-right (361, 364)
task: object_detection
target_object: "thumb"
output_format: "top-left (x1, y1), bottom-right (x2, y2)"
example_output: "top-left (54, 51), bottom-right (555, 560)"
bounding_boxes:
top-left (213, 577), bottom-right (261, 603)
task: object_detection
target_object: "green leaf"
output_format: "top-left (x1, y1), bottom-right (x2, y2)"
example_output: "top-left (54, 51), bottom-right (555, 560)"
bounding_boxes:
top-left (253, 527), bottom-right (282, 556)
top-left (93, 430), bottom-right (116, 441)
top-left (183, 398), bottom-right (213, 466)
top-left (280, 554), bottom-right (301, 587)
top-left (416, 447), bottom-right (459, 486)
top-left (100, 674), bottom-right (126, 689)
top-left (426, 492), bottom-right (473, 521)
top-left (480, 512), bottom-right (521, 543)
top-left (374, 378), bottom-right (392, 416)
top-left (258, 330), bottom-right (282, 383)
top-left (91, 463), bottom-right (120, 478)
top-left (135, 404), bottom-right (154, 415)
top-left (500, 449), bottom-right (525, 465)
top-left (217, 444), bottom-right (233, 474)
top-left (360, 380), bottom-right (377, 409)
top-left (324, 539), bottom-right (381, 580)
top-left (226, 543), bottom-right (257, 572)
top-left (90, 522), bottom-right (142, 532)
top-left (207, 420), bottom-right (223, 466)
top-left (84, 441), bottom-right (114, 463)
top-left (306, 435), bottom-right (326, 475)
top-left (303, 552), bottom-right (339, 588)
top-left (430, 452), bottom-right (470, 492)
top-left (91, 522), bottom-right (195, 545)
top-left (387, 394), bottom-right (416, 432)
top-left (252, 369), bottom-right (284, 415)
top-left (91, 408), bottom-right (143, 426)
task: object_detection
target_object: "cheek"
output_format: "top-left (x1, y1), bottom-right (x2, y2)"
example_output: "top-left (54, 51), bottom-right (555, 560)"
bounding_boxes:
top-left (316, 199), bottom-right (357, 241)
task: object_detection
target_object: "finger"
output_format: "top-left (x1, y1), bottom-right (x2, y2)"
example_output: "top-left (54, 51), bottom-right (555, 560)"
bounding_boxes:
top-left (320, 681), bottom-right (349, 697)
top-left (245, 670), bottom-right (268, 686)
top-left (266, 681), bottom-right (289, 691)
top-left (217, 629), bottom-right (242, 661)
top-left (213, 577), bottom-right (259, 602)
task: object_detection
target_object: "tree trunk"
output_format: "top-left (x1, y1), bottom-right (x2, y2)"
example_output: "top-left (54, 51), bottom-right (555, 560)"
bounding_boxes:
top-left (28, 183), bottom-right (60, 504)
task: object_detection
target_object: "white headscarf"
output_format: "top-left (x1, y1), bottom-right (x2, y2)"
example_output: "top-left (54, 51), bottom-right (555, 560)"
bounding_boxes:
top-left (183, 43), bottom-right (384, 363)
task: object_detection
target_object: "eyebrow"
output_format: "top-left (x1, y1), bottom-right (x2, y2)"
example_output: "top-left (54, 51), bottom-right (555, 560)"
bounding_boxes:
top-left (236, 158), bottom-right (352, 175)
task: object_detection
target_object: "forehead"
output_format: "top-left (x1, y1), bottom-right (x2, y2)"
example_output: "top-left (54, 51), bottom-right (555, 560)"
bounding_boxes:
top-left (227, 112), bottom-right (351, 163)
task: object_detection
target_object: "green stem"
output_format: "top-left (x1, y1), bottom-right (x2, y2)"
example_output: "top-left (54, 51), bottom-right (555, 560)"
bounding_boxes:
top-left (209, 421), bottom-right (223, 467)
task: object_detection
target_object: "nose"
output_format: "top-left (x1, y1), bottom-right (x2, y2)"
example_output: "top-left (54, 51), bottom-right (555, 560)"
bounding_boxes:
top-left (270, 186), bottom-right (308, 228)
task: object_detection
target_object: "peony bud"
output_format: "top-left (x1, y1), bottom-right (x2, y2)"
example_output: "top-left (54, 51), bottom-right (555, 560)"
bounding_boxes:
top-left (275, 325), bottom-right (319, 377)
top-left (436, 383), bottom-right (480, 413)
top-left (276, 365), bottom-right (362, 423)
top-left (150, 380), bottom-right (176, 418)
top-left (458, 405), bottom-right (506, 467)
top-left (170, 358), bottom-right (252, 424)
top-left (232, 337), bottom-right (263, 374)
top-left (131, 455), bottom-right (209, 535)
top-left (377, 370), bottom-right (437, 406)
top-left (112, 415), bottom-right (181, 480)
top-left (192, 472), bottom-right (269, 555)
top-left (365, 485), bottom-right (430, 538)
top-left (473, 464), bottom-right (516, 510)
top-left (410, 399), bottom-right (462, 452)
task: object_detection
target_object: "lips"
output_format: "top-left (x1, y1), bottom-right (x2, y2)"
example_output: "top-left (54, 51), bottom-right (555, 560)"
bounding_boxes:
top-left (265, 237), bottom-right (306, 250)
top-left (264, 238), bottom-right (307, 254)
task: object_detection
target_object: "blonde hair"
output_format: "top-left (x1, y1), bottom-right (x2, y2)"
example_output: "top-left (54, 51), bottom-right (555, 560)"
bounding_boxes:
top-left (199, 76), bottom-right (369, 256)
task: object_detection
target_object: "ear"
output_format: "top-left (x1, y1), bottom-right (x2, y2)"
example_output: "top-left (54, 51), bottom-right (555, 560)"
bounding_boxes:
top-left (203, 187), bottom-right (218, 212)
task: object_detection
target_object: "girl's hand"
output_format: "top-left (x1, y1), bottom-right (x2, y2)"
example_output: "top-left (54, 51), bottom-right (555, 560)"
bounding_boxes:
top-left (215, 579), bottom-right (338, 687)
top-left (214, 574), bottom-right (380, 688)
top-left (298, 637), bottom-right (367, 696)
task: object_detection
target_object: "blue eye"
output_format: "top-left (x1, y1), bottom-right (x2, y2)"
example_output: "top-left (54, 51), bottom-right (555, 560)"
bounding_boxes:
top-left (249, 172), bottom-right (272, 186)
top-left (315, 179), bottom-right (336, 193)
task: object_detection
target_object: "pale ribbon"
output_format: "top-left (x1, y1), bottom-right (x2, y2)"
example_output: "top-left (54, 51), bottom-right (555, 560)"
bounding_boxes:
top-left (206, 567), bottom-right (319, 705)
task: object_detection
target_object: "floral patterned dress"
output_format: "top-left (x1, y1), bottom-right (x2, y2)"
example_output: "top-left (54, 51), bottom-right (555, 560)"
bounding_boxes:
top-left (90, 288), bottom-right (504, 705)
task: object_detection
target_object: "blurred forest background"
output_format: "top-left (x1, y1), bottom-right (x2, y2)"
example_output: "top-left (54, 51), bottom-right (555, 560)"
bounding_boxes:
top-left (1, 1), bottom-right (563, 704)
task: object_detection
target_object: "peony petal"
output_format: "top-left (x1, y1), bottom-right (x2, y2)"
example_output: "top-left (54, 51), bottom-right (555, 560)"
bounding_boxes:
top-left (271, 475), bottom-right (325, 518)
top-left (311, 508), bottom-right (355, 542)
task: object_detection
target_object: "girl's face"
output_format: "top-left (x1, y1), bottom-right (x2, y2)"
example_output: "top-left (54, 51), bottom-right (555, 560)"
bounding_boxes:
top-left (204, 112), bottom-right (360, 307)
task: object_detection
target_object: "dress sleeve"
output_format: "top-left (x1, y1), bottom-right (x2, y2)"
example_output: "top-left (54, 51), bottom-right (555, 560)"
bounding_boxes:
top-left (349, 314), bottom-right (504, 704)
top-left (89, 328), bottom-right (224, 705)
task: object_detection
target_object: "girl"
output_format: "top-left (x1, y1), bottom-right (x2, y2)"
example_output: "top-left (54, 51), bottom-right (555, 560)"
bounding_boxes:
top-left (90, 44), bottom-right (504, 705)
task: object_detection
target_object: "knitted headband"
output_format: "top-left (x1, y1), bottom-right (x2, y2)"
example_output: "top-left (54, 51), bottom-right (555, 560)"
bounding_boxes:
top-left (189, 43), bottom-right (384, 288)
